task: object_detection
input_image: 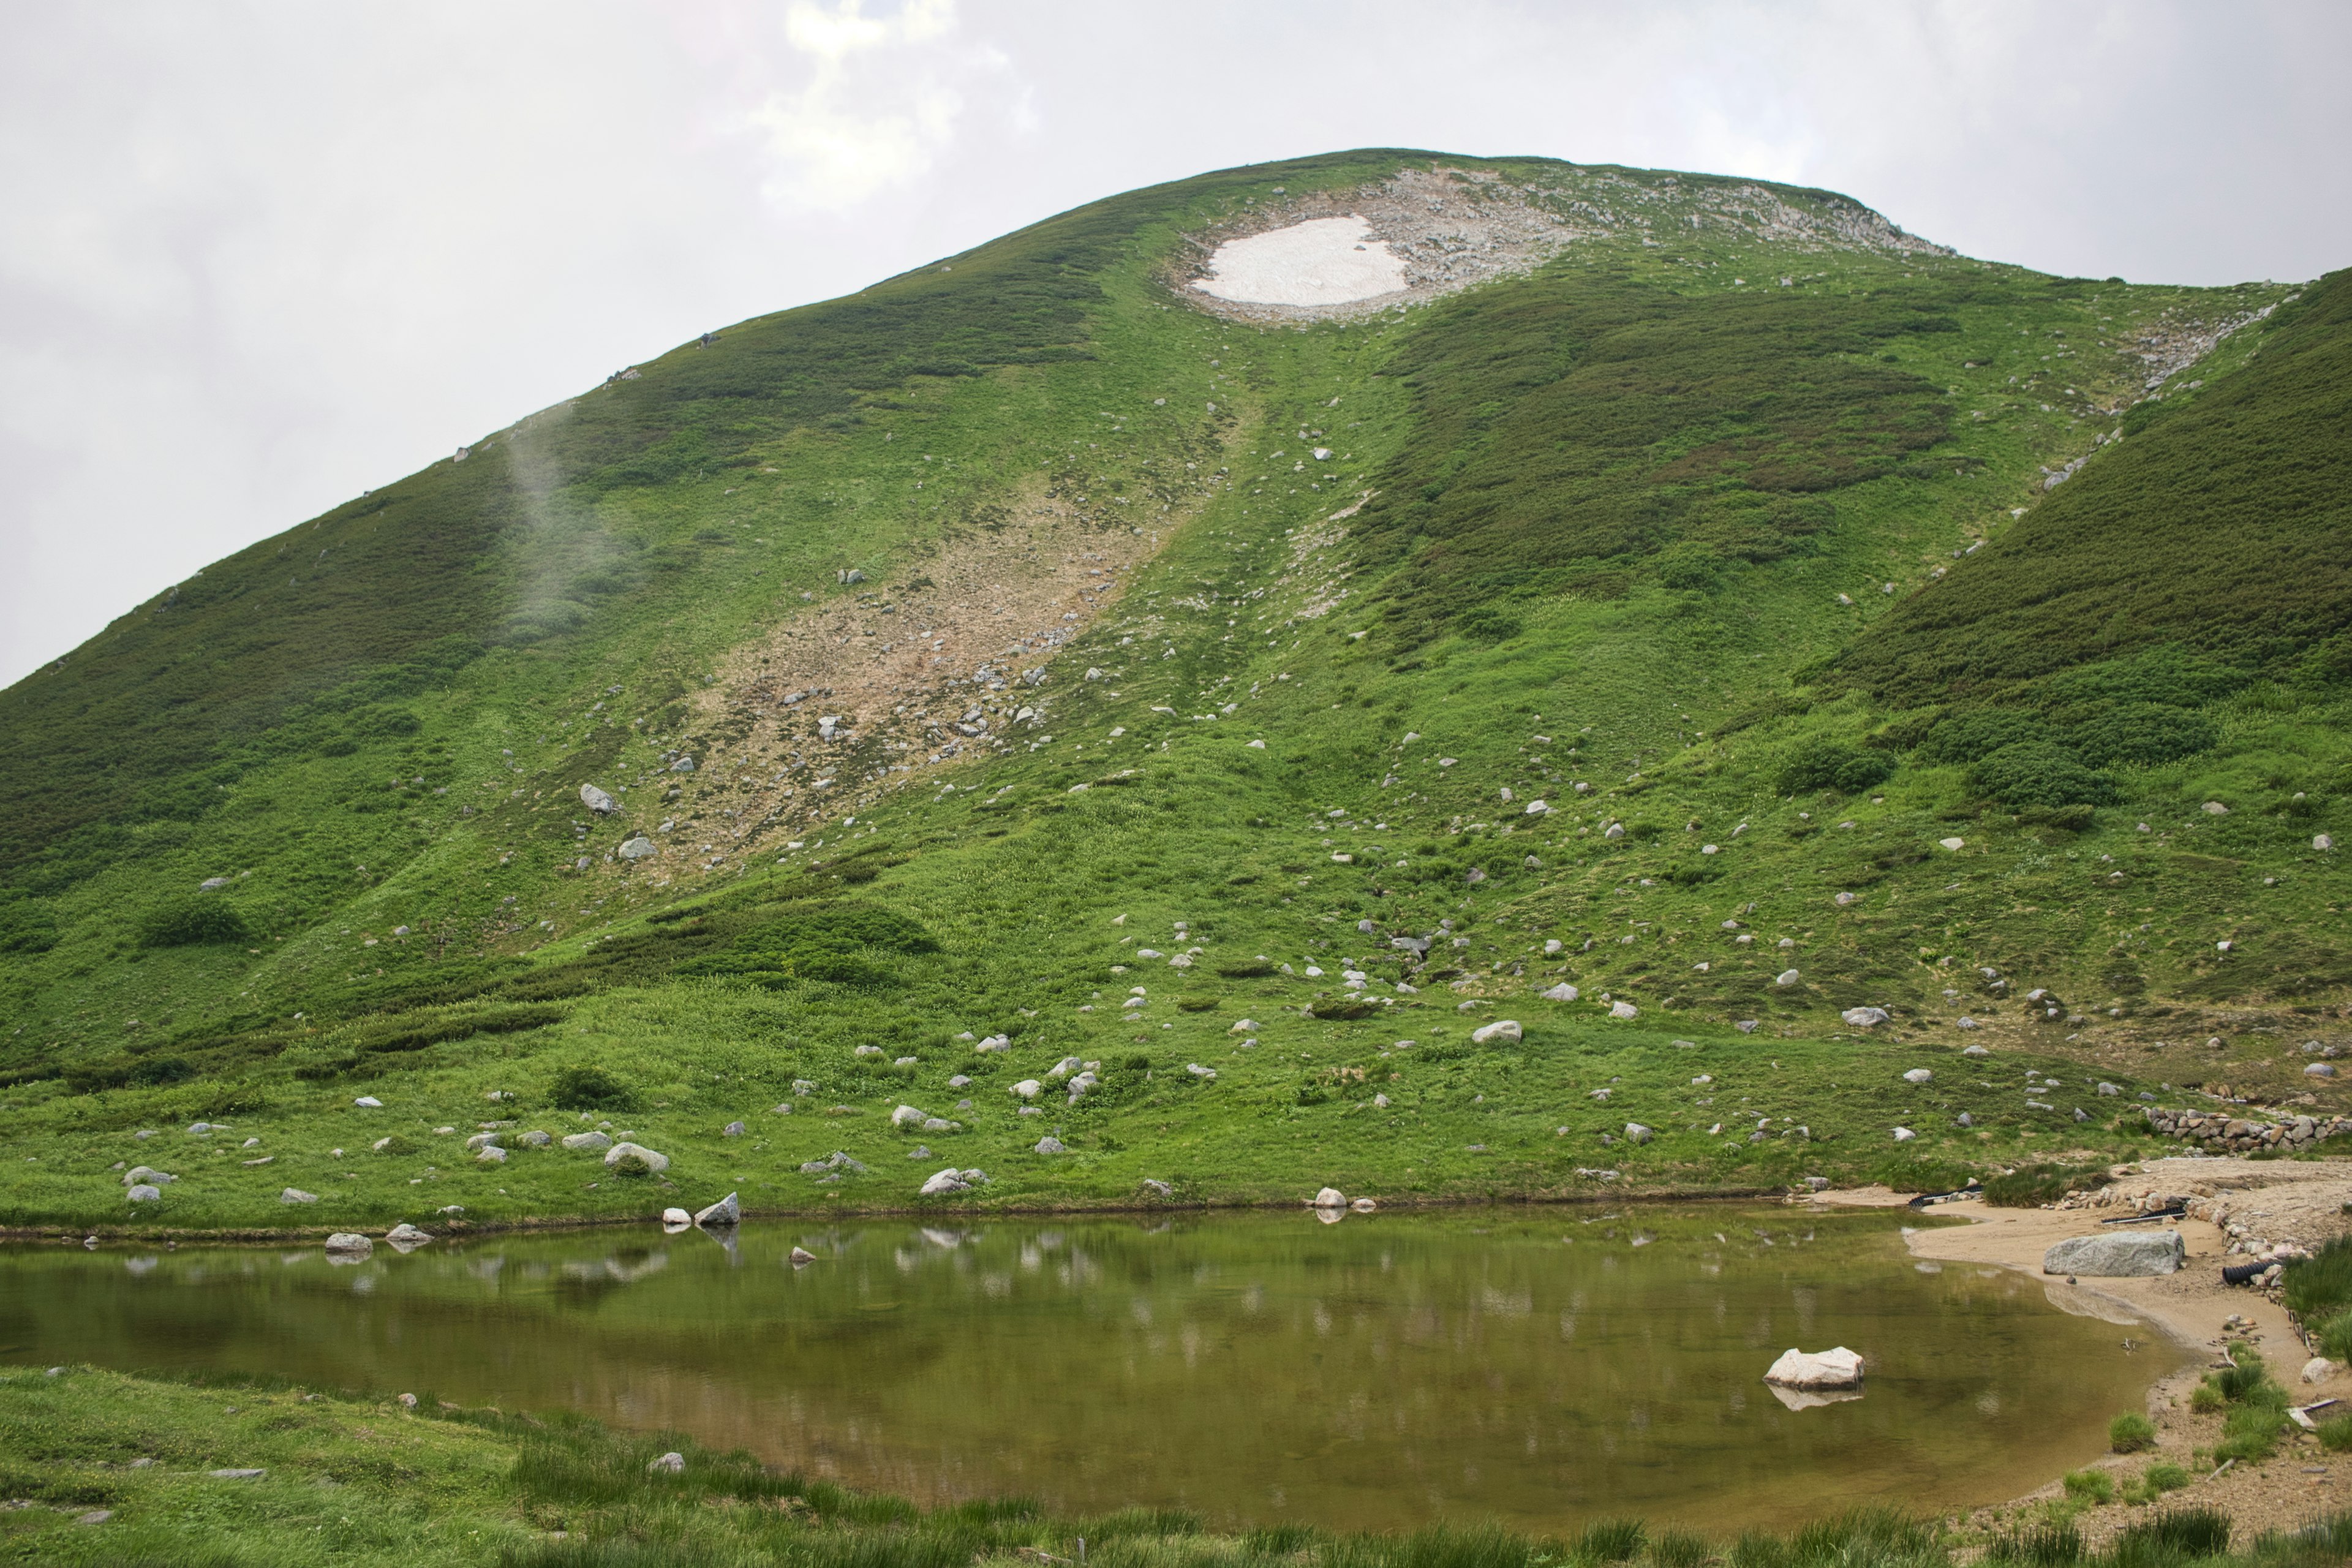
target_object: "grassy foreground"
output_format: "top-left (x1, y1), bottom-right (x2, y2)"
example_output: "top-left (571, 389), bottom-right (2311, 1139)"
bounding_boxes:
top-left (0, 1363), bottom-right (2344, 1568)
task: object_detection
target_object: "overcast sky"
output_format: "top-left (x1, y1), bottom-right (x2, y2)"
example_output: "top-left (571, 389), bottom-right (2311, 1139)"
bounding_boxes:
top-left (4, 0), bottom-right (2346, 689)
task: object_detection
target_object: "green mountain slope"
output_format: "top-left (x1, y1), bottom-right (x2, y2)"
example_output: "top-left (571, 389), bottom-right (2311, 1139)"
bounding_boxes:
top-left (0, 150), bottom-right (2341, 1231)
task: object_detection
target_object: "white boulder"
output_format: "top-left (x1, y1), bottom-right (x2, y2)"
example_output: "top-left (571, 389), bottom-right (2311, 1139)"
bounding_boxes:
top-left (1541, 983), bottom-right (1580, 1002)
top-left (1471, 1019), bottom-right (1523, 1045)
top-left (1764, 1346), bottom-right (1865, 1389)
top-left (1312, 1186), bottom-right (1347, 1208)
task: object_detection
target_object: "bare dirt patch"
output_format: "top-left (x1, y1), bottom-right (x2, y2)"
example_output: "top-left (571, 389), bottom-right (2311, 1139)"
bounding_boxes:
top-left (619, 488), bottom-right (1176, 884)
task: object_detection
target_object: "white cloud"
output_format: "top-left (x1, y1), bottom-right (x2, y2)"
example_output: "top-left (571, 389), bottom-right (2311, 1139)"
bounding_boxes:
top-left (742, 0), bottom-right (997, 211)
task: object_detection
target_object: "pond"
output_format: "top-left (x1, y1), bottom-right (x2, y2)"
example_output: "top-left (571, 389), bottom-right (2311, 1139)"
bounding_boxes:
top-left (0, 1205), bottom-right (2173, 1533)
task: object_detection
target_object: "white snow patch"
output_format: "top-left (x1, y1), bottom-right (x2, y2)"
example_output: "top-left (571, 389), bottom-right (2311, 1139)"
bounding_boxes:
top-left (1191, 216), bottom-right (1406, 307)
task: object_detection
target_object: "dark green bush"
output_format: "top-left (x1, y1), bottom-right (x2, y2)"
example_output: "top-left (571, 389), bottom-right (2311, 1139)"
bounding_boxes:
top-left (2108, 1412), bottom-right (2155, 1453)
top-left (0, 895), bottom-right (59, 954)
top-left (2064, 703), bottom-right (2218, 767)
top-left (1917, 709), bottom-right (2056, 764)
top-left (137, 895), bottom-right (252, 948)
top-left (1966, 742), bottom-right (2119, 809)
top-left (548, 1065), bottom-right (636, 1112)
top-left (1777, 740), bottom-right (1896, 795)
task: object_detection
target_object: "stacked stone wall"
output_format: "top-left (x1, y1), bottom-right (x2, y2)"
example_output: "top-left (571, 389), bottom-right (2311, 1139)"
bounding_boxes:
top-left (2143, 1106), bottom-right (2351, 1153)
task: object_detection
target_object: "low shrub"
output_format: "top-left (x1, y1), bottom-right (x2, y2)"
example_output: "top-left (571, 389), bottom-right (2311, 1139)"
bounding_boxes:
top-left (2065, 703), bottom-right (2218, 768)
top-left (1648, 1531), bottom-right (1709, 1568)
top-left (1917, 709), bottom-right (2057, 765)
top-left (2121, 1463), bottom-right (2192, 1506)
top-left (548, 1065), bottom-right (636, 1112)
top-left (1966, 742), bottom-right (2119, 809)
top-left (1778, 739), bottom-right (1896, 796)
top-left (2061, 1469), bottom-right (2114, 1504)
top-left (2108, 1412), bottom-right (2156, 1453)
top-left (2317, 1413), bottom-right (2352, 1452)
top-left (136, 895), bottom-right (251, 948)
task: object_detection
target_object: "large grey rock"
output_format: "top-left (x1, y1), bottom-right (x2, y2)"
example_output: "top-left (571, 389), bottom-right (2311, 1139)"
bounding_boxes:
top-left (1624, 1123), bottom-right (1654, 1145)
top-left (1471, 1019), bottom-right (1523, 1045)
top-left (2043, 1229), bottom-right (2183, 1277)
top-left (890, 1104), bottom-right (928, 1128)
top-left (1312, 1186), bottom-right (1348, 1208)
top-left (603, 1141), bottom-right (669, 1174)
top-left (1842, 1007), bottom-right (1890, 1028)
top-left (323, 1233), bottom-right (373, 1256)
top-left (1540, 983), bottom-right (1579, 1001)
top-left (580, 783), bottom-right (620, 815)
top-left (126, 1184), bottom-right (162, 1202)
top-left (518, 1129), bottom-right (552, 1147)
top-left (384, 1223), bottom-right (432, 1249)
top-left (921, 1167), bottom-right (979, 1196)
top-left (1033, 1136), bottom-right (1067, 1155)
top-left (618, 835), bottom-right (657, 860)
top-left (561, 1131), bottom-right (612, 1152)
top-left (1764, 1346), bottom-right (1865, 1389)
top-left (123, 1166), bottom-right (175, 1187)
top-left (695, 1191), bottom-right (741, 1227)
top-left (281, 1188), bottom-right (320, 1204)
top-left (789, 1246), bottom-right (818, 1265)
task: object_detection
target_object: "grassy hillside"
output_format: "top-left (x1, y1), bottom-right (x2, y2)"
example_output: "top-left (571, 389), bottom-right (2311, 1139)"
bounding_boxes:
top-left (0, 150), bottom-right (2342, 1232)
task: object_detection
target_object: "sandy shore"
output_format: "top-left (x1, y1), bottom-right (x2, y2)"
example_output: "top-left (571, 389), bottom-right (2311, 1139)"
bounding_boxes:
top-left (1811, 1160), bottom-right (2352, 1540)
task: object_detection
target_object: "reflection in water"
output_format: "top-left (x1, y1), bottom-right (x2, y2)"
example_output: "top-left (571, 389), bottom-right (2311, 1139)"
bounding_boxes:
top-left (0, 1206), bottom-right (2169, 1532)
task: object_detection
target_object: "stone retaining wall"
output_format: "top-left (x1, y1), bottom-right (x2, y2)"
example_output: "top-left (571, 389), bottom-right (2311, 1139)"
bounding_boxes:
top-left (2143, 1106), bottom-right (2352, 1154)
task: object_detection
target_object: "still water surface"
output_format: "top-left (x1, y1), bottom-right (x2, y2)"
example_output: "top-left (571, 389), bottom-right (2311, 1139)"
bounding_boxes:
top-left (0, 1205), bottom-right (2170, 1532)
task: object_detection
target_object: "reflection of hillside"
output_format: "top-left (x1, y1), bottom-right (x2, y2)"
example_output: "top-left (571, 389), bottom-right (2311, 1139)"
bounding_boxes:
top-left (0, 1208), bottom-right (2172, 1533)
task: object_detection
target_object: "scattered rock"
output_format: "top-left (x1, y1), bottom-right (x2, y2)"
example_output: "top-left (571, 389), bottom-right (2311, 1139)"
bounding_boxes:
top-left (1892, 1128), bottom-right (1916, 1142)
top-left (790, 1246), bottom-right (818, 1265)
top-left (1938, 837), bottom-right (1966, 851)
top-left (519, 1129), bottom-right (552, 1147)
top-left (619, 836), bottom-right (657, 860)
top-left (1141, 1178), bottom-right (1175, 1198)
top-left (662, 1207), bottom-right (692, 1227)
top-left (1624, 1123), bottom-right (1654, 1144)
top-left (1540, 983), bottom-right (1579, 1002)
top-left (477, 1146), bottom-right (508, 1164)
top-left (1902, 1068), bottom-right (1932, 1084)
top-left (2308, 1063), bottom-right (2338, 1079)
top-left (126, 1184), bottom-right (161, 1202)
top-left (209, 1468), bottom-right (268, 1481)
top-left (603, 1142), bottom-right (669, 1175)
top-left (1351, 1197), bottom-right (1378, 1212)
top-left (1312, 1187), bottom-right (1348, 1209)
top-left (1471, 1019), bottom-right (1522, 1045)
top-left (1962, 1044), bottom-right (1990, 1057)
top-left (323, 1233), bottom-right (372, 1256)
top-left (1763, 1347), bottom-right (1865, 1390)
top-left (385, 1223), bottom-right (432, 1248)
top-left (581, 783), bottom-right (620, 815)
top-left (2305, 1357), bottom-right (2337, 1385)
top-left (648, 1452), bottom-right (685, 1474)
top-left (890, 1104), bottom-right (929, 1128)
top-left (695, 1191), bottom-right (741, 1227)
top-left (562, 1131), bottom-right (612, 1152)
top-left (1841, 1007), bottom-right (1890, 1028)
top-left (2042, 1230), bottom-right (2183, 1277)
top-left (1033, 1137), bottom-right (1067, 1155)
top-left (1776, 970), bottom-right (1801, 987)
top-left (1010, 1079), bottom-right (1042, 1100)
top-left (353, 1096), bottom-right (383, 1109)
top-left (1609, 1001), bottom-right (1638, 1019)
top-left (920, 1167), bottom-right (987, 1197)
top-left (122, 1166), bottom-right (174, 1187)
top-left (281, 1188), bottom-right (320, 1204)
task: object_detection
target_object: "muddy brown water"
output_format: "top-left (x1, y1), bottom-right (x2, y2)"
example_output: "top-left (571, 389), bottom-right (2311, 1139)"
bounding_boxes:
top-left (0, 1204), bottom-right (2174, 1533)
